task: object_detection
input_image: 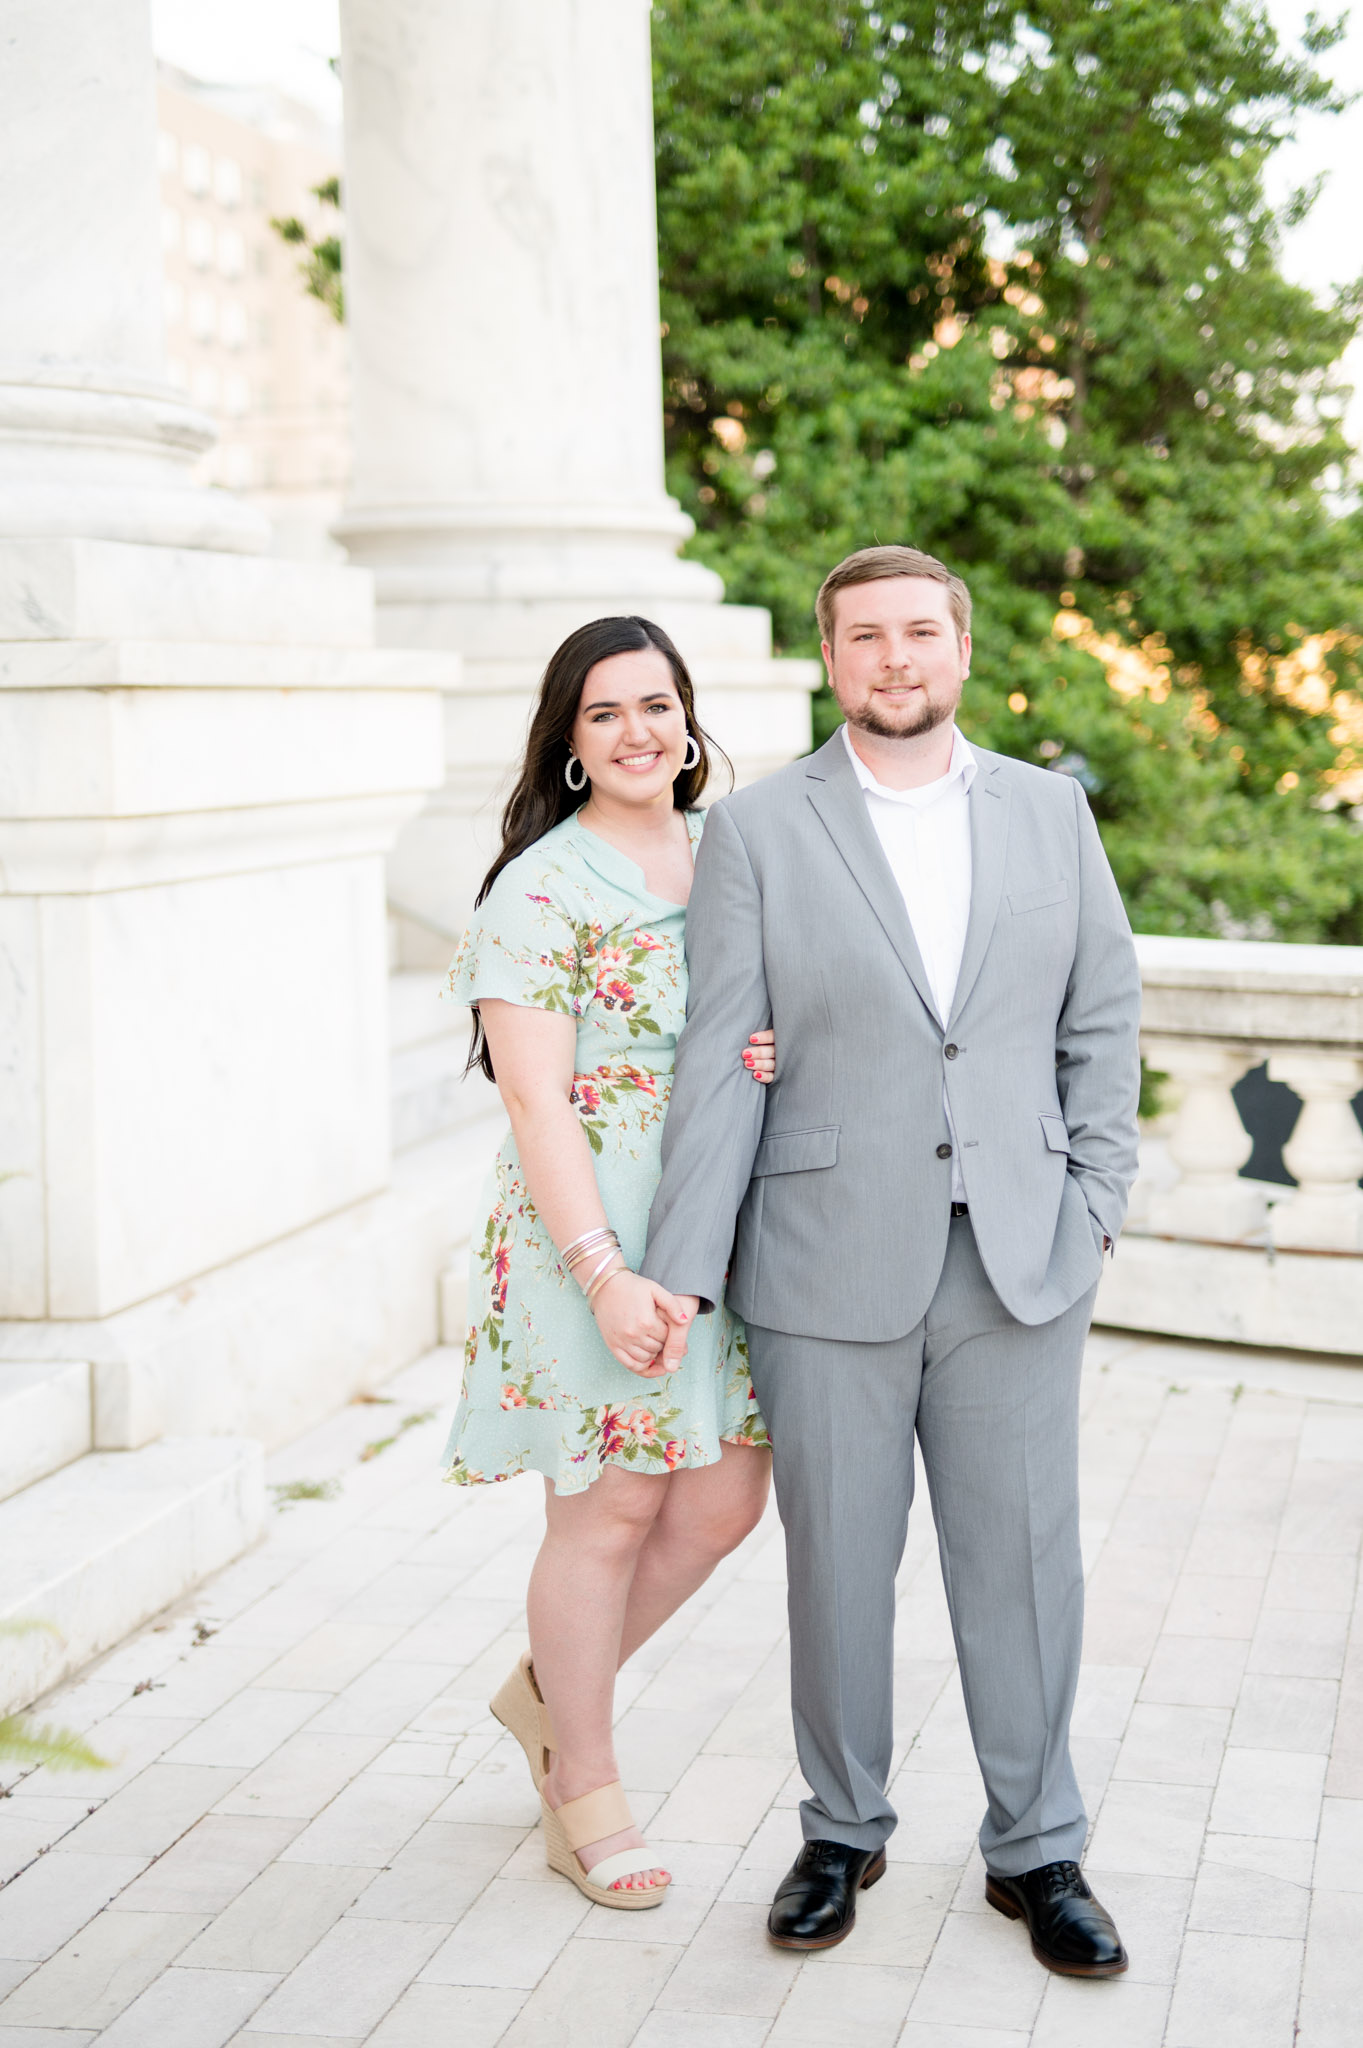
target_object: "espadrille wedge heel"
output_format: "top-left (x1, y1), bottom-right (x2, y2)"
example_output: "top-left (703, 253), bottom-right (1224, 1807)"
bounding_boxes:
top-left (490, 1652), bottom-right (556, 1793)
top-left (540, 1781), bottom-right (669, 1909)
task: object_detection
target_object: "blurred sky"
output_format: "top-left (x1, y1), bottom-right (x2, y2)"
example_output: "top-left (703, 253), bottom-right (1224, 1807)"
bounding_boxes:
top-left (150, 0), bottom-right (1362, 448)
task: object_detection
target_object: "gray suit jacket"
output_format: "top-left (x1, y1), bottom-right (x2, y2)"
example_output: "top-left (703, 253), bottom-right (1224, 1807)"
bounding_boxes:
top-left (642, 730), bottom-right (1142, 1339)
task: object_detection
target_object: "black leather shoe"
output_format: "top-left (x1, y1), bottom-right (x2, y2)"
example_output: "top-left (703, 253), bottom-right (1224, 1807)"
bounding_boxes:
top-left (767, 1839), bottom-right (887, 1950)
top-left (986, 1861), bottom-right (1128, 1976)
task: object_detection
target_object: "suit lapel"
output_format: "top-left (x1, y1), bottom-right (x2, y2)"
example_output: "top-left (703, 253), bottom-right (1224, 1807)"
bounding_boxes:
top-left (804, 735), bottom-right (940, 1025)
top-left (948, 752), bottom-right (1010, 1028)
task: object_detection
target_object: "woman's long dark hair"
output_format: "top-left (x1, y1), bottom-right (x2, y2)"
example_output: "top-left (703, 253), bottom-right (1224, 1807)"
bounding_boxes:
top-left (466, 615), bottom-right (729, 1082)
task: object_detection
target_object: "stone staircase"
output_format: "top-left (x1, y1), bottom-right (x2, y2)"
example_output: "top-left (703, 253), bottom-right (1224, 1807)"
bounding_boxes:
top-left (0, 1363), bottom-right (263, 1715)
top-left (0, 967), bottom-right (500, 1719)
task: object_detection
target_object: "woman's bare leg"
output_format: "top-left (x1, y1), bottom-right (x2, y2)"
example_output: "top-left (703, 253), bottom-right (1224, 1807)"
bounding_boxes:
top-left (618, 1442), bottom-right (772, 1664)
top-left (529, 1447), bottom-right (771, 1890)
top-left (530, 1465), bottom-right (670, 1891)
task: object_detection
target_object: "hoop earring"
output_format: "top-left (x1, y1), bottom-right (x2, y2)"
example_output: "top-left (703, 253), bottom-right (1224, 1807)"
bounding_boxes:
top-left (564, 754), bottom-right (587, 792)
top-left (682, 733), bottom-right (701, 771)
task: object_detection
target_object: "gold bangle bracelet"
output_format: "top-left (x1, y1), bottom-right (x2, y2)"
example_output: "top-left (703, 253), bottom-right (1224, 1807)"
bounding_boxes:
top-left (588, 1264), bottom-right (632, 1308)
top-left (579, 1247), bottom-right (623, 1295)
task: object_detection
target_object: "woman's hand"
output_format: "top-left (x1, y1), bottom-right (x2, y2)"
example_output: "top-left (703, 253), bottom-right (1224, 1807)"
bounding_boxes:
top-left (742, 1028), bottom-right (776, 1084)
top-left (593, 1271), bottom-right (693, 1377)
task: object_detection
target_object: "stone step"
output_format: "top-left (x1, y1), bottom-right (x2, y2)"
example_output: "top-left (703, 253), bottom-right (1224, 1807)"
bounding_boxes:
top-left (0, 1362), bottom-right (92, 1504)
top-left (0, 1437), bottom-right (265, 1716)
top-left (389, 970), bottom-right (499, 1152)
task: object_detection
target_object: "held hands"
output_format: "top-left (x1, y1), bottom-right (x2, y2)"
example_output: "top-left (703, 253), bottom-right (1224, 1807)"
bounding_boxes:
top-left (592, 1268), bottom-right (694, 1378)
top-left (584, 1022), bottom-right (771, 1377)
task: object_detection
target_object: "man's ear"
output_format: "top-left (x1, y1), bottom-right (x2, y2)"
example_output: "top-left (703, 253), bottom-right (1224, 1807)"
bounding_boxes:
top-left (820, 638), bottom-right (834, 678)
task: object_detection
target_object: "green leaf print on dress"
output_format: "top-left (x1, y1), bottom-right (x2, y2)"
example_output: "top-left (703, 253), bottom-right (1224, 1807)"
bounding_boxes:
top-left (440, 810), bottom-right (768, 1496)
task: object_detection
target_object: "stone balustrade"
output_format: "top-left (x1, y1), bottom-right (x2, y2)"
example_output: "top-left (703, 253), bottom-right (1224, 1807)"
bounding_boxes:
top-left (1097, 933), bottom-right (1363, 1357)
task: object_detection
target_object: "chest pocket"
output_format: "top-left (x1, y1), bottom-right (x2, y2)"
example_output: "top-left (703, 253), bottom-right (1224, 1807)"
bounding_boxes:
top-left (1009, 878), bottom-right (1069, 914)
top-left (752, 1126), bottom-right (840, 1177)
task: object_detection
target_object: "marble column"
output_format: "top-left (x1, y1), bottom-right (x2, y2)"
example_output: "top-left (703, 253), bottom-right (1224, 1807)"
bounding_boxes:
top-left (335, 0), bottom-right (817, 942)
top-left (0, 0), bottom-right (265, 553)
top-left (0, 0), bottom-right (452, 1456)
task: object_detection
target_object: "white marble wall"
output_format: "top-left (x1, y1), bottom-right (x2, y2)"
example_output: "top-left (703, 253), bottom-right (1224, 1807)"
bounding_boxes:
top-left (1097, 933), bottom-right (1363, 1357)
top-left (0, 643), bottom-right (445, 1324)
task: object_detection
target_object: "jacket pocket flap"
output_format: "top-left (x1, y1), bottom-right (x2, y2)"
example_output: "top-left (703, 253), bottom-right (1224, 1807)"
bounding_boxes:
top-left (752, 1125), bottom-right (840, 1177)
top-left (1009, 878), bottom-right (1069, 914)
top-left (1039, 1114), bottom-right (1071, 1155)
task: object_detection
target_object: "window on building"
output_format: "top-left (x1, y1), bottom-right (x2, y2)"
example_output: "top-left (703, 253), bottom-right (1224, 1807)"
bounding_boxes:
top-left (183, 144), bottom-right (211, 196)
top-left (224, 373), bottom-right (250, 417)
top-left (220, 301), bottom-right (248, 351)
top-left (253, 245), bottom-right (267, 276)
top-left (186, 218), bottom-right (215, 270)
top-left (161, 206), bottom-right (180, 252)
top-left (164, 280), bottom-right (185, 327)
top-left (214, 157), bottom-right (243, 208)
top-left (250, 173), bottom-right (267, 209)
top-left (217, 229), bottom-right (246, 279)
top-left (189, 291), bottom-right (217, 342)
top-left (157, 131), bottom-right (178, 178)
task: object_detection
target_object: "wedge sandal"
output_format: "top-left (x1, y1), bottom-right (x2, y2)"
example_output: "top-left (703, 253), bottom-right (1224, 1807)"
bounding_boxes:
top-left (540, 1780), bottom-right (670, 1910)
top-left (490, 1652), bottom-right (556, 1792)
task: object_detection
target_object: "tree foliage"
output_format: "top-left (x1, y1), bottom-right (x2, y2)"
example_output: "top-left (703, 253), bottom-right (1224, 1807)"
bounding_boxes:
top-left (653, 0), bottom-right (1363, 939)
top-left (270, 175), bottom-right (344, 323)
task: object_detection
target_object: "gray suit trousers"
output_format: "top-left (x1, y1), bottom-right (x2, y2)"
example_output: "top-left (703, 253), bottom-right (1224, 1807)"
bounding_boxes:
top-left (746, 1212), bottom-right (1096, 1876)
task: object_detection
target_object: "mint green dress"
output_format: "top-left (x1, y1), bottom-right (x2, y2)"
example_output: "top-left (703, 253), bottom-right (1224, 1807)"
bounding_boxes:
top-left (442, 808), bottom-right (767, 1494)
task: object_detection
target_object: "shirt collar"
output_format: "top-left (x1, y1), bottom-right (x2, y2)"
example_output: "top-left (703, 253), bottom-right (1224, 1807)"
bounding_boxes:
top-left (841, 720), bottom-right (977, 805)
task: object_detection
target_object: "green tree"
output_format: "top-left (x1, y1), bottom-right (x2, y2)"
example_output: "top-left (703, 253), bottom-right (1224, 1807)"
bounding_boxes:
top-left (270, 175), bottom-right (344, 323)
top-left (653, 0), bottom-right (1363, 939)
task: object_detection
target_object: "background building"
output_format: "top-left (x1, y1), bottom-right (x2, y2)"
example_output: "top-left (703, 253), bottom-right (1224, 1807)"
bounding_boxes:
top-left (157, 61), bottom-right (349, 557)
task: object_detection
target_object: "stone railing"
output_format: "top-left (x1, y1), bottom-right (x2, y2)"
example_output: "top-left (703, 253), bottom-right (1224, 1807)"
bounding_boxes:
top-left (1097, 934), bottom-right (1363, 1358)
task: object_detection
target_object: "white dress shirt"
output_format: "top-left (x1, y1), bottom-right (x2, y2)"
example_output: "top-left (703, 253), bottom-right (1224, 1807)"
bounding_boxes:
top-left (842, 720), bottom-right (977, 1201)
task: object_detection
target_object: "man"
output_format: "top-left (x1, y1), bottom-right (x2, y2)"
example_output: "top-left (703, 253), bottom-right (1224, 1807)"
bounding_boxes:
top-left (643, 545), bottom-right (1141, 1974)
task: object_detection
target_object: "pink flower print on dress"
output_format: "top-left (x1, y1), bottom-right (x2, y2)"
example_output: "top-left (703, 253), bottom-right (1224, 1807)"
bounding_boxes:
top-left (632, 929), bottom-right (664, 952)
top-left (594, 945), bottom-right (637, 1013)
top-left (617, 1062), bottom-right (658, 1099)
top-left (490, 1238), bottom-right (511, 1316)
top-left (500, 1384), bottom-right (527, 1409)
top-left (595, 1404), bottom-right (630, 1458)
top-left (662, 1437), bottom-right (688, 1470)
top-left (629, 1408), bottom-right (659, 1445)
top-left (526, 894), bottom-right (554, 905)
top-left (570, 1076), bottom-right (602, 1117)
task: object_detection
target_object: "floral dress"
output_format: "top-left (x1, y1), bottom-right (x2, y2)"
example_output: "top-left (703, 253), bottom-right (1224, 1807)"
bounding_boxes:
top-left (442, 808), bottom-right (768, 1494)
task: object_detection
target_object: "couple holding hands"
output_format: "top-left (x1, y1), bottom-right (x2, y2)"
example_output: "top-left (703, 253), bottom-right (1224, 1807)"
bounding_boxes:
top-left (442, 544), bottom-right (1142, 1978)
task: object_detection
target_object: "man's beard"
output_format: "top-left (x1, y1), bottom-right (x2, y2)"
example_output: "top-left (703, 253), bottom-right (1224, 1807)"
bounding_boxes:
top-left (845, 683), bottom-right (959, 742)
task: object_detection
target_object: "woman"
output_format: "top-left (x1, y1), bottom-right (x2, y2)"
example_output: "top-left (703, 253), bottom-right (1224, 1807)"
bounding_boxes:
top-left (444, 615), bottom-right (775, 1911)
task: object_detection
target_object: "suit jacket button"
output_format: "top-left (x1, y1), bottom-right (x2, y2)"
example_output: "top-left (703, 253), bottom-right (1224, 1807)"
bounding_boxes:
top-left (944, 1043), bottom-right (958, 1059)
top-left (936, 1142), bottom-right (953, 1159)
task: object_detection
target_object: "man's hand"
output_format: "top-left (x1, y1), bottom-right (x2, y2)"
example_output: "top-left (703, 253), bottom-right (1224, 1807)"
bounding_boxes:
top-left (657, 1295), bottom-right (700, 1372)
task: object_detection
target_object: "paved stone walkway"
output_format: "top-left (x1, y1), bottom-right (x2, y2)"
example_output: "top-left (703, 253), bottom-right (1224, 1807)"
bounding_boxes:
top-left (1, 1328), bottom-right (1361, 2048)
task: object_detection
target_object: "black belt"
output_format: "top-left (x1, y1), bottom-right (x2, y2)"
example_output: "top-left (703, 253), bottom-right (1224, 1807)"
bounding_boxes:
top-left (950, 1201), bottom-right (969, 1218)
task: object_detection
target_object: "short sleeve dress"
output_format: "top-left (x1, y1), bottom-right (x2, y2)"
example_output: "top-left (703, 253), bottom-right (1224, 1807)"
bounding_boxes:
top-left (441, 808), bottom-right (767, 1494)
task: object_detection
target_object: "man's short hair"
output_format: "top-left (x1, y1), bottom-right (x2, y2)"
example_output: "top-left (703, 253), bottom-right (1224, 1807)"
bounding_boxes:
top-left (816, 545), bottom-right (972, 646)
